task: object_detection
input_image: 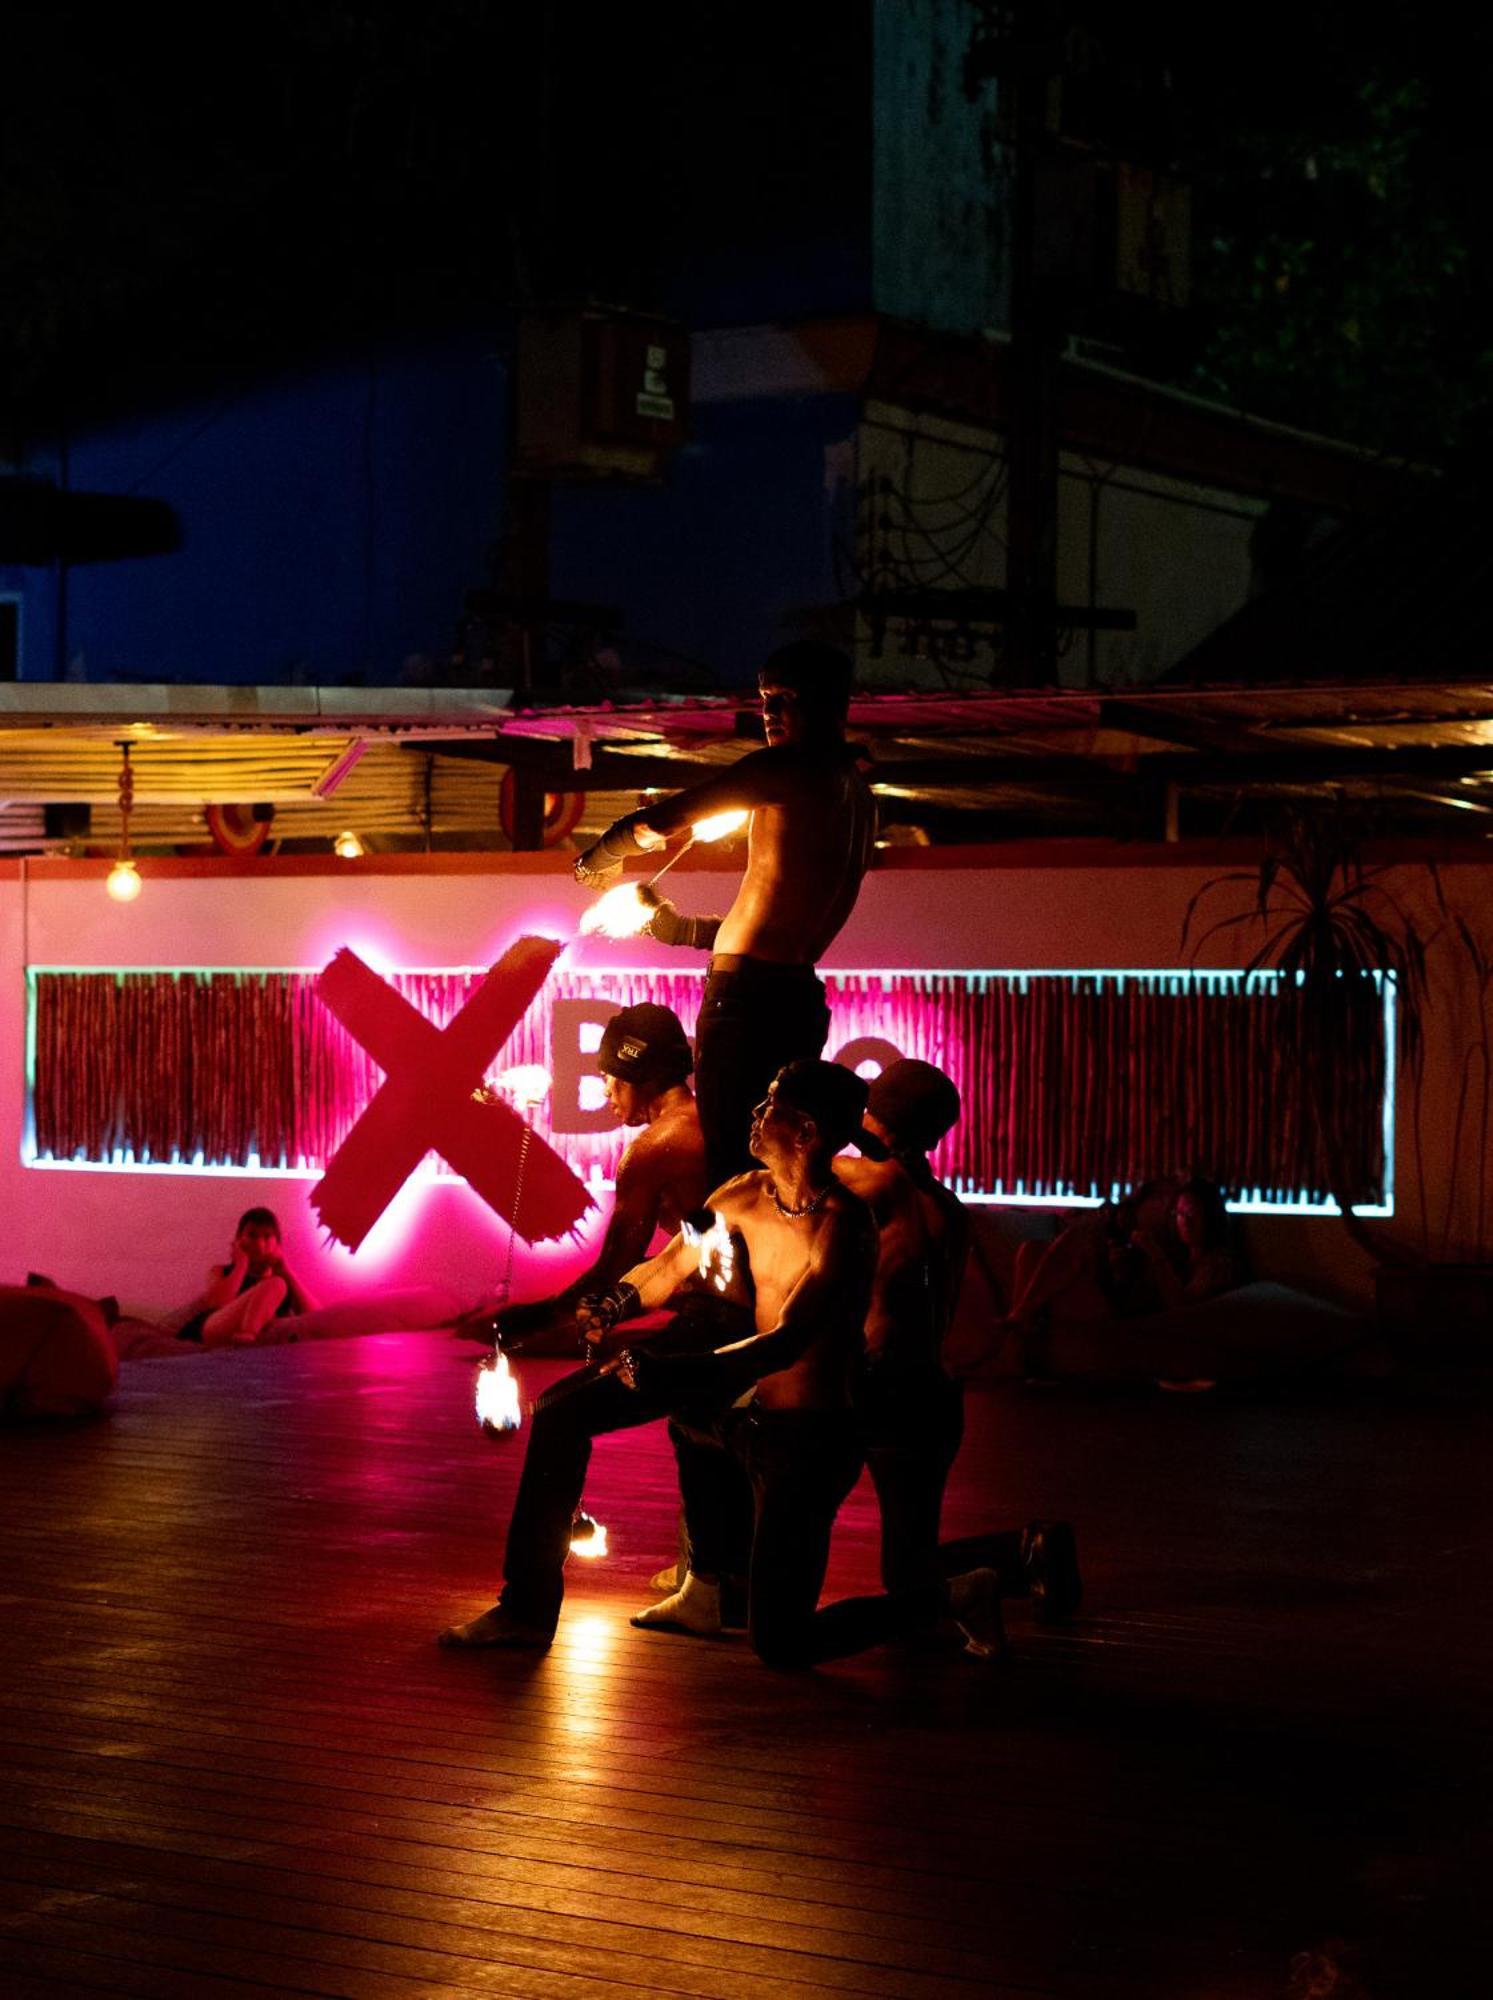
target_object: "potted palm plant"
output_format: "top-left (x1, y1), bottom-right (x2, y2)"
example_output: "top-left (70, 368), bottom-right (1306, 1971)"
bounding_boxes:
top-left (1183, 812), bottom-right (1493, 1361)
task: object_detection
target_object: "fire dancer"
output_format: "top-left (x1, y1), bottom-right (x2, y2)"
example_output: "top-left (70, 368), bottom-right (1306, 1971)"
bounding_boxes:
top-left (439, 1059), bottom-right (998, 1656)
top-left (574, 641), bottom-right (875, 1188)
top-left (839, 1061), bottom-right (1081, 1620)
top-left (464, 1004), bottom-right (707, 1353)
top-left (627, 1062), bottom-right (1004, 1666)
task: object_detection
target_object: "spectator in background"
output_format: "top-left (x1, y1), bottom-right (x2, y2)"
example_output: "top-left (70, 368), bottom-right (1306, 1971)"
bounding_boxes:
top-left (175, 1208), bottom-right (315, 1348)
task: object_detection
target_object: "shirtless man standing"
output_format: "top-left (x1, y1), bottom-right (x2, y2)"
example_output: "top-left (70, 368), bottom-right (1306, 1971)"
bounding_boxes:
top-left (574, 641), bottom-right (875, 1188)
top-left (467, 1003), bottom-right (707, 1354)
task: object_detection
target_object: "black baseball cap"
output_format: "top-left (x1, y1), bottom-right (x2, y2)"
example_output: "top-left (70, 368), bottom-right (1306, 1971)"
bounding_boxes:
top-left (867, 1060), bottom-right (961, 1153)
top-left (597, 1003), bottom-right (693, 1087)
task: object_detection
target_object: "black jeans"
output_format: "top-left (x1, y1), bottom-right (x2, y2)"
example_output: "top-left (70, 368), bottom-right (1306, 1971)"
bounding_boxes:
top-left (694, 956), bottom-right (831, 1189)
top-left (858, 1361), bottom-right (966, 1596)
top-left (498, 1311), bottom-right (727, 1634)
top-left (859, 1362), bottom-right (1030, 1593)
top-left (670, 1405), bottom-right (942, 1669)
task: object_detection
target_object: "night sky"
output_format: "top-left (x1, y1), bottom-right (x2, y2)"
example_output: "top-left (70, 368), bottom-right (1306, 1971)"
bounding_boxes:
top-left (4, 4), bottom-right (1489, 458)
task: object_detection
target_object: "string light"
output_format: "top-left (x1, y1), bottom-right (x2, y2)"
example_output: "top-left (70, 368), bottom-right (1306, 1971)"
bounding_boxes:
top-left (106, 742), bottom-right (141, 902)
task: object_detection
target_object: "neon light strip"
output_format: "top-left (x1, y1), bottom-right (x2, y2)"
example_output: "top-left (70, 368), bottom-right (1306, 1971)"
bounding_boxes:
top-left (22, 965), bottom-right (1396, 1216)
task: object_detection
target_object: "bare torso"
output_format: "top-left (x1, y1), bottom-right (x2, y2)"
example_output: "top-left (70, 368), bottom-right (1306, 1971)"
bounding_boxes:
top-left (648, 744), bottom-right (876, 964)
top-left (711, 1172), bottom-right (877, 1408)
top-left (836, 1154), bottom-right (970, 1367)
top-left (625, 1098), bottom-right (708, 1241)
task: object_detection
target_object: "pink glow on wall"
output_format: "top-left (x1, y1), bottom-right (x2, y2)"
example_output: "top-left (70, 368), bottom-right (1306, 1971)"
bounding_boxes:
top-left (304, 921), bottom-right (404, 983)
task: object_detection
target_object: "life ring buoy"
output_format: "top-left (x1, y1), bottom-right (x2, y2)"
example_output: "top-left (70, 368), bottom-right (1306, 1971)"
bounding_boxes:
top-left (204, 802), bottom-right (275, 856)
top-left (499, 770), bottom-right (585, 847)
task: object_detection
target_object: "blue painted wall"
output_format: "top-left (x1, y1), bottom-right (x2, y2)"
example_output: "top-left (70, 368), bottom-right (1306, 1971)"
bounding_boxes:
top-left (550, 392), bottom-right (861, 687)
top-left (3, 336), bottom-right (507, 685)
top-left (2, 351), bottom-right (859, 694)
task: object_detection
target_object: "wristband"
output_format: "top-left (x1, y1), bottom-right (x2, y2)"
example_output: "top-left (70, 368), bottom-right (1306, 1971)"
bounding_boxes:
top-left (639, 892), bottom-right (722, 951)
top-left (579, 1279), bottom-right (642, 1335)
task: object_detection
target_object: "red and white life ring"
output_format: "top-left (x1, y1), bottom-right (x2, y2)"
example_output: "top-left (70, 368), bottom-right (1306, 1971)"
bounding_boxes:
top-left (498, 770), bottom-right (585, 847)
top-left (203, 802), bottom-right (276, 856)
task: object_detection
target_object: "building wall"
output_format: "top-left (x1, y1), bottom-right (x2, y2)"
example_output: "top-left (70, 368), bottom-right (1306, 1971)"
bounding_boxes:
top-left (854, 402), bottom-right (1264, 689)
top-left (6, 848), bottom-right (1485, 1322)
top-left (2, 338), bottom-right (507, 686)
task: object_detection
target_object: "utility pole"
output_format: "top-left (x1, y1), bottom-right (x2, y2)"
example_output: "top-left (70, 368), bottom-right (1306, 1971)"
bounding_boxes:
top-left (963, 3), bottom-right (1066, 686)
top-left (996, 4), bottom-right (1064, 686)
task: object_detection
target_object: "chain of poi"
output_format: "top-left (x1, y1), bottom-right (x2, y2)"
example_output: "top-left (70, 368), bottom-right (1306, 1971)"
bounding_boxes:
top-left (494, 1118), bottom-right (533, 1315)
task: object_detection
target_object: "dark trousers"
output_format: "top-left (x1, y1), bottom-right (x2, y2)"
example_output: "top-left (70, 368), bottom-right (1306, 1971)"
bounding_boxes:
top-left (694, 957), bottom-right (831, 1189)
top-left (499, 1315), bottom-right (725, 1634)
top-left (671, 1405), bottom-right (943, 1669)
top-left (860, 1363), bottom-right (1030, 1593)
top-left (859, 1362), bottom-right (966, 1596)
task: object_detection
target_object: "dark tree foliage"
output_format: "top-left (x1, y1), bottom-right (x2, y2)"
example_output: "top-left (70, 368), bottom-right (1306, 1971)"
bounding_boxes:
top-left (1071, 4), bottom-right (1493, 461)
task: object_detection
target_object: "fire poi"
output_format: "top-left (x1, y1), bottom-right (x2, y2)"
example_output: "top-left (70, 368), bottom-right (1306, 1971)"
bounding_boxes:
top-left (681, 1206), bottom-right (735, 1293)
top-left (569, 1511), bottom-right (609, 1558)
top-left (579, 809), bottom-right (748, 939)
top-left (475, 1350), bottom-right (522, 1432)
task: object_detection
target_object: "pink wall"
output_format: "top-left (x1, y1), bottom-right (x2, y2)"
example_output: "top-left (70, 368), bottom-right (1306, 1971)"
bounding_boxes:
top-left (5, 847), bottom-right (1486, 1315)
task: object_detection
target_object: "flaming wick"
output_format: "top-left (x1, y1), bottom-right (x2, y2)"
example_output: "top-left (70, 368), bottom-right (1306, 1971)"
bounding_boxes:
top-left (681, 1207), bottom-right (735, 1293)
top-left (475, 1350), bottom-right (522, 1433)
top-left (579, 810), bottom-right (750, 939)
top-left (496, 1062), bottom-right (551, 1111)
top-left (569, 1510), bottom-right (609, 1558)
top-left (689, 808), bottom-right (748, 845)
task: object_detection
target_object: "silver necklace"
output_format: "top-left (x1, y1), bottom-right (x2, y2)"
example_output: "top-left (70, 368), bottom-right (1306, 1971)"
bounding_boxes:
top-left (770, 1180), bottom-right (831, 1219)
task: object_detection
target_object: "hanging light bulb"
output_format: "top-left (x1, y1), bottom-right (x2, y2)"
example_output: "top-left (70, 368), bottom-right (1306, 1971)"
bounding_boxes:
top-left (333, 829), bottom-right (365, 859)
top-left (106, 742), bottom-right (141, 902)
top-left (106, 859), bottom-right (143, 902)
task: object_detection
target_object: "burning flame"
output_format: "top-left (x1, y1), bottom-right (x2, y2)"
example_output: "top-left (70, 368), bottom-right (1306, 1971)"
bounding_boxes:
top-left (497, 1062), bottom-right (551, 1110)
top-left (690, 809), bottom-right (748, 844)
top-left (579, 883), bottom-right (656, 938)
top-left (569, 1511), bottom-right (609, 1559)
top-left (475, 1351), bottom-right (522, 1432)
top-left (682, 1208), bottom-right (735, 1293)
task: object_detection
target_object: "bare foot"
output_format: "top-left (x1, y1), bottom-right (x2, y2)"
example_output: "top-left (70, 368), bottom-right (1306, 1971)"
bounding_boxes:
top-left (437, 1607), bottom-right (552, 1650)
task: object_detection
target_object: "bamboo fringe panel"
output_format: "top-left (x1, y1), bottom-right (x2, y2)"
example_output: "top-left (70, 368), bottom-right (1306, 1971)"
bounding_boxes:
top-left (29, 970), bottom-right (1386, 1202)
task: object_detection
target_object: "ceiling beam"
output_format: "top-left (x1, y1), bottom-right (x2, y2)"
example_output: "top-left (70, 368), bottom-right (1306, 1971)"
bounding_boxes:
top-left (410, 735), bottom-right (732, 792)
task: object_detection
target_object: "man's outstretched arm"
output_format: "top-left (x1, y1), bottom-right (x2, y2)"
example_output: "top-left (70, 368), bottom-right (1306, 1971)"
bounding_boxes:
top-left (497, 1148), bottom-right (668, 1343)
top-left (573, 747), bottom-right (794, 886)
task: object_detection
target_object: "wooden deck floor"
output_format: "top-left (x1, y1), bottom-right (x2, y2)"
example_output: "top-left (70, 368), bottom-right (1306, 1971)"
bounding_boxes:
top-left (3, 1334), bottom-right (1492, 1999)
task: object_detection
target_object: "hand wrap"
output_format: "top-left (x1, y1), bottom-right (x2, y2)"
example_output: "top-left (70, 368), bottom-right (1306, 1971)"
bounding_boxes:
top-left (573, 811), bottom-right (660, 888)
top-left (578, 1280), bottom-right (642, 1336)
top-left (638, 889), bottom-right (722, 951)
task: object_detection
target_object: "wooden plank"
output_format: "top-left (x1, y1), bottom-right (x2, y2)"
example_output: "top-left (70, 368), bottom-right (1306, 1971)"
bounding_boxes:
top-left (4, 1332), bottom-right (1493, 1998)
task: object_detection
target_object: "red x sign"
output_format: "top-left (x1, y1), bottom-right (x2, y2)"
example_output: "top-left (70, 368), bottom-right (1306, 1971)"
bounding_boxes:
top-left (310, 936), bottom-right (593, 1253)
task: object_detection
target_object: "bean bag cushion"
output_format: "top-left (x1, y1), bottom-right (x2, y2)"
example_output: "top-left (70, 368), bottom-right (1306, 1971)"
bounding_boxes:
top-left (0, 1283), bottom-right (119, 1417)
top-left (113, 1285), bottom-right (467, 1359)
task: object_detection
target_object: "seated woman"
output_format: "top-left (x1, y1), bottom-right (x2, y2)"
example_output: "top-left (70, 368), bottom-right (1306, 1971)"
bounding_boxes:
top-left (174, 1207), bottom-right (316, 1348)
top-left (1131, 1177), bottom-right (1236, 1312)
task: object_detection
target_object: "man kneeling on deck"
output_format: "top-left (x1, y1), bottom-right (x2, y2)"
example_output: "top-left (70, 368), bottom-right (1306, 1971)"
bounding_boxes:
top-left (839, 1060), bottom-right (1080, 1622)
top-left (439, 1059), bottom-right (1000, 1658)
